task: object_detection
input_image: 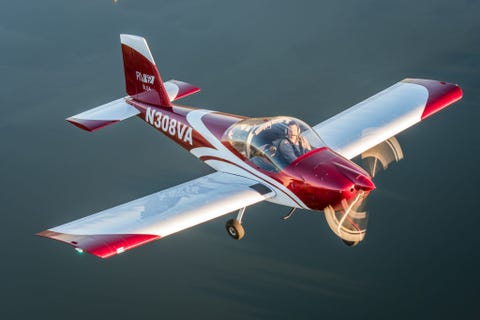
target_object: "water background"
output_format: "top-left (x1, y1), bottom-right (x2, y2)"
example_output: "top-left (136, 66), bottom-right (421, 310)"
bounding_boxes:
top-left (1, 1), bottom-right (479, 319)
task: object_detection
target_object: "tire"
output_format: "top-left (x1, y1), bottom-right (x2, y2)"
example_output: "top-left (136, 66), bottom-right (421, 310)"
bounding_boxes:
top-left (342, 239), bottom-right (360, 247)
top-left (225, 219), bottom-right (245, 240)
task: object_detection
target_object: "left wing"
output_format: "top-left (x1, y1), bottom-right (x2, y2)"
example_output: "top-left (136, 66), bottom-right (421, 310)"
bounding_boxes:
top-left (313, 78), bottom-right (462, 159)
top-left (37, 172), bottom-right (274, 258)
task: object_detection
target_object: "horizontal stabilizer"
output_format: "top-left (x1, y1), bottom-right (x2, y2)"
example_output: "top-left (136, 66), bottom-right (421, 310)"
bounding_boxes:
top-left (67, 98), bottom-right (140, 132)
top-left (67, 80), bottom-right (199, 132)
top-left (164, 79), bottom-right (200, 101)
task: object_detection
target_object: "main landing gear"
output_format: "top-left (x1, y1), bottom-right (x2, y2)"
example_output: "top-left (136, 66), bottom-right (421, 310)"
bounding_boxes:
top-left (225, 207), bottom-right (246, 240)
top-left (225, 207), bottom-right (298, 240)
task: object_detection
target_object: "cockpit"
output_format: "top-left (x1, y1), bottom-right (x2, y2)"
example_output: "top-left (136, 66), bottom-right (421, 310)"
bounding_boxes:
top-left (223, 116), bottom-right (326, 171)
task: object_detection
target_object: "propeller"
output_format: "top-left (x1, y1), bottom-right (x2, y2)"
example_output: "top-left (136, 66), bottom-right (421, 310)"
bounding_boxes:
top-left (324, 190), bottom-right (368, 246)
top-left (360, 136), bottom-right (404, 177)
top-left (324, 137), bottom-right (404, 246)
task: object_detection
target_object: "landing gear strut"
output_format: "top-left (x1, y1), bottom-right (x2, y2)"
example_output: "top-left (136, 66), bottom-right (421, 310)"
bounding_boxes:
top-left (225, 207), bottom-right (246, 240)
top-left (281, 207), bottom-right (297, 220)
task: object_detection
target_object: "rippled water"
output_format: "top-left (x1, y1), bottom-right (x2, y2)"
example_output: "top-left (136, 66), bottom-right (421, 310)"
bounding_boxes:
top-left (1, 1), bottom-right (479, 319)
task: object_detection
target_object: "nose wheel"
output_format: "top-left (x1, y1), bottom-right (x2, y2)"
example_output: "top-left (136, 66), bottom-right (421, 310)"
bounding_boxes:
top-left (342, 239), bottom-right (360, 247)
top-left (226, 207), bottom-right (246, 240)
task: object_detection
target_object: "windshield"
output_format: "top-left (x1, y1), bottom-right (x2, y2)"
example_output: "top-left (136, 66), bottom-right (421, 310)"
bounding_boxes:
top-left (224, 116), bottom-right (326, 170)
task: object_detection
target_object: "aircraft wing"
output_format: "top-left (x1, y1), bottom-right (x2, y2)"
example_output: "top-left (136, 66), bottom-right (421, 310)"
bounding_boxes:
top-left (37, 172), bottom-right (274, 258)
top-left (313, 78), bottom-right (462, 159)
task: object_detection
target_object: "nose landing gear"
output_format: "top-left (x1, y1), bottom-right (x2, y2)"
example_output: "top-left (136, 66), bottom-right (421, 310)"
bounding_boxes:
top-left (281, 207), bottom-right (296, 220)
top-left (342, 239), bottom-right (360, 247)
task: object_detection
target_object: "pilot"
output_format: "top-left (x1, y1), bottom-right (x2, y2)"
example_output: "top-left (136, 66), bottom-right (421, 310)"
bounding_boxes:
top-left (278, 121), bottom-right (312, 164)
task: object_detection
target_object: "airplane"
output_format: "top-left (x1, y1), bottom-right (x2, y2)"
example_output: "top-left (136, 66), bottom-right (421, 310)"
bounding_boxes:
top-left (37, 34), bottom-right (463, 258)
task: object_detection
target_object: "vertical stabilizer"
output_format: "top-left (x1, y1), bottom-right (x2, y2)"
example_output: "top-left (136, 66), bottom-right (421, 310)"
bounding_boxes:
top-left (120, 34), bottom-right (172, 107)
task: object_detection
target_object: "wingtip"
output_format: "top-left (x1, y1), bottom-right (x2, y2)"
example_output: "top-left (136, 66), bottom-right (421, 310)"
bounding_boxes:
top-left (36, 230), bottom-right (55, 238)
top-left (402, 78), bottom-right (463, 120)
top-left (37, 231), bottom-right (161, 259)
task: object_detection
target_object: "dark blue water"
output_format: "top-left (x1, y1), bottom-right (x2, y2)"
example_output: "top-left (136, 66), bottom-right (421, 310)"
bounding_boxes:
top-left (1, 1), bottom-right (479, 319)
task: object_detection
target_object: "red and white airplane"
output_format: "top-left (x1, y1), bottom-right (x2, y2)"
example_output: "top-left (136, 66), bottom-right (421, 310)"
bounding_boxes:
top-left (37, 35), bottom-right (462, 258)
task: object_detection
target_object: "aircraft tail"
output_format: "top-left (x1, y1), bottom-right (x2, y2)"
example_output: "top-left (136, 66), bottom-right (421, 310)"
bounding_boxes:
top-left (66, 35), bottom-right (200, 132)
top-left (120, 34), bottom-right (172, 107)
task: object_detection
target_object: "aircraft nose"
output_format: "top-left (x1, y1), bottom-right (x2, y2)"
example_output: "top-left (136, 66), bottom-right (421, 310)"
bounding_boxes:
top-left (332, 161), bottom-right (375, 192)
top-left (353, 174), bottom-right (375, 191)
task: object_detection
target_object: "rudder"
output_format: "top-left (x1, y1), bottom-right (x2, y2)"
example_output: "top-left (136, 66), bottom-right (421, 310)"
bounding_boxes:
top-left (120, 34), bottom-right (172, 107)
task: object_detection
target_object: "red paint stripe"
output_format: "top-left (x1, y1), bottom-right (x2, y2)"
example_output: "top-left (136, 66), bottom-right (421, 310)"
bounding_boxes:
top-left (37, 230), bottom-right (160, 259)
top-left (402, 79), bottom-right (463, 120)
top-left (85, 234), bottom-right (161, 258)
top-left (66, 118), bottom-right (119, 132)
top-left (169, 80), bottom-right (201, 100)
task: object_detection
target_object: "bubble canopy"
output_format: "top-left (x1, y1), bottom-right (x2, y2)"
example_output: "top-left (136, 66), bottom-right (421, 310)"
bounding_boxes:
top-left (224, 116), bottom-right (326, 170)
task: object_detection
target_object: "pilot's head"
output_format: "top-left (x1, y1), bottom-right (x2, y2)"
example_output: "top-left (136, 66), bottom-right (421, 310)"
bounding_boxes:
top-left (286, 121), bottom-right (300, 142)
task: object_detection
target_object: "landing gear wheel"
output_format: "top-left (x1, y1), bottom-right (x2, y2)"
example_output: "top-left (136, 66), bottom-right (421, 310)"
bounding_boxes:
top-left (225, 219), bottom-right (245, 240)
top-left (342, 239), bottom-right (360, 247)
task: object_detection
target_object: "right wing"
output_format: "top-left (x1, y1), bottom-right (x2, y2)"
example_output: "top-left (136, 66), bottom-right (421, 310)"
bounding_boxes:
top-left (37, 172), bottom-right (274, 258)
top-left (313, 78), bottom-right (462, 160)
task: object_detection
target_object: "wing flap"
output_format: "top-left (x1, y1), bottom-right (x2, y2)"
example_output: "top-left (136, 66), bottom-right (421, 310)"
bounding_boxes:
top-left (37, 172), bottom-right (274, 258)
top-left (313, 78), bottom-right (462, 159)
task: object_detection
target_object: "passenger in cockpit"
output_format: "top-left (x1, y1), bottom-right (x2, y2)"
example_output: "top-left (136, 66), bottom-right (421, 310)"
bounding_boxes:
top-left (278, 121), bottom-right (312, 164)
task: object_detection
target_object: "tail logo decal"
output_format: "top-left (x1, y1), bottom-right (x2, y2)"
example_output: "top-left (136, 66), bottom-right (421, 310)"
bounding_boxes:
top-left (136, 71), bottom-right (155, 85)
top-left (136, 71), bottom-right (155, 91)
